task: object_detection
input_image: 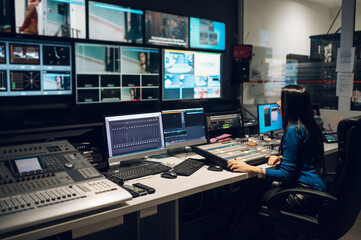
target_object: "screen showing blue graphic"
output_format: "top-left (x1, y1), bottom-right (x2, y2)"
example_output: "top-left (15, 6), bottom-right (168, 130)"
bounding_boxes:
top-left (190, 17), bottom-right (225, 51)
top-left (163, 49), bottom-right (221, 100)
top-left (257, 103), bottom-right (282, 134)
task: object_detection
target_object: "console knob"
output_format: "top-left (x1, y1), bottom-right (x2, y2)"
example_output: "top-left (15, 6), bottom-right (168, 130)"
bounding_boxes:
top-left (65, 163), bottom-right (74, 169)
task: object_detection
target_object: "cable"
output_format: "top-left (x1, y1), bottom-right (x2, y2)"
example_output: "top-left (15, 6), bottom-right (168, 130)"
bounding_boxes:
top-left (327, 6), bottom-right (342, 34)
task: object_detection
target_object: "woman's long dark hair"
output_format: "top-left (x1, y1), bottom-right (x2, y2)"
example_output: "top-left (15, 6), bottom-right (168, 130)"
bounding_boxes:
top-left (279, 85), bottom-right (324, 175)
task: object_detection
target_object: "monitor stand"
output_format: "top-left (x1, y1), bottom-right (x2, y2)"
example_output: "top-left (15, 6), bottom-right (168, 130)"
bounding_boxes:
top-left (167, 146), bottom-right (192, 156)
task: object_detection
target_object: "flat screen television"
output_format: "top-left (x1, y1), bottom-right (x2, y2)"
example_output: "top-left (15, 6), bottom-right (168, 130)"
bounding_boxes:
top-left (88, 1), bottom-right (143, 43)
top-left (105, 112), bottom-right (166, 167)
top-left (0, 38), bottom-right (72, 97)
top-left (257, 103), bottom-right (283, 136)
top-left (15, 0), bottom-right (86, 38)
top-left (145, 10), bottom-right (188, 47)
top-left (162, 108), bottom-right (207, 149)
top-left (163, 49), bottom-right (221, 100)
top-left (190, 17), bottom-right (225, 51)
top-left (75, 43), bottom-right (160, 104)
top-left (0, 0), bottom-right (11, 33)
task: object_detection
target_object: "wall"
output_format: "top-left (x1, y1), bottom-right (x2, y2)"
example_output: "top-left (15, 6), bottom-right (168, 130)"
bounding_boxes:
top-left (240, 0), bottom-right (361, 127)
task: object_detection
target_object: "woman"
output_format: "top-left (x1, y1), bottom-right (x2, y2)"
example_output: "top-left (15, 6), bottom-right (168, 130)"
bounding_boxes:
top-left (228, 85), bottom-right (326, 212)
top-left (19, 0), bottom-right (40, 35)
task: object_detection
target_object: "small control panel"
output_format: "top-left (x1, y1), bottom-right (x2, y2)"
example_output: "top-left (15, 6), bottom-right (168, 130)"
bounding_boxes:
top-left (192, 137), bottom-right (280, 168)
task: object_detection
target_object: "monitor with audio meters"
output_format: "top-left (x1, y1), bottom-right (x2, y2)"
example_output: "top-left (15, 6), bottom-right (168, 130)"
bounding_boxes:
top-left (163, 49), bottom-right (221, 100)
top-left (104, 112), bottom-right (166, 167)
top-left (162, 108), bottom-right (207, 149)
top-left (257, 103), bottom-right (283, 135)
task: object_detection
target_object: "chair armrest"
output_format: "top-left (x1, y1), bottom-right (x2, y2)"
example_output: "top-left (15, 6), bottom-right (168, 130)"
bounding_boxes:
top-left (267, 188), bottom-right (337, 205)
top-left (264, 188), bottom-right (338, 226)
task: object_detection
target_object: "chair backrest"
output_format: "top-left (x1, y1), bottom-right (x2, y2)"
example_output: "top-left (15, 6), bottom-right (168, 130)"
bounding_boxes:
top-left (334, 116), bottom-right (361, 238)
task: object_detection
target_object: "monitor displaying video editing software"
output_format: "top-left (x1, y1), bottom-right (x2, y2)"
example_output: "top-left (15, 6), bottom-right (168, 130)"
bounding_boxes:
top-left (75, 43), bottom-right (160, 103)
top-left (162, 108), bottom-right (207, 149)
top-left (105, 112), bottom-right (166, 167)
top-left (15, 0), bottom-right (86, 39)
top-left (89, 1), bottom-right (143, 43)
top-left (163, 49), bottom-right (221, 100)
top-left (257, 103), bottom-right (283, 134)
top-left (145, 10), bottom-right (188, 47)
top-left (190, 17), bottom-right (225, 51)
top-left (0, 39), bottom-right (72, 97)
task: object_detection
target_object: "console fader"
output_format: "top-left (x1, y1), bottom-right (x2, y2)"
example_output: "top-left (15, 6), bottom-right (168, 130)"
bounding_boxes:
top-left (0, 140), bottom-right (132, 236)
top-left (192, 137), bottom-right (280, 168)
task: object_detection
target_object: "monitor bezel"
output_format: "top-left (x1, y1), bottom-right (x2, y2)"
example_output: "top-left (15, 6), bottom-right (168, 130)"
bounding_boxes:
top-left (161, 107), bottom-right (207, 150)
top-left (104, 112), bottom-right (166, 167)
top-left (257, 103), bottom-right (283, 135)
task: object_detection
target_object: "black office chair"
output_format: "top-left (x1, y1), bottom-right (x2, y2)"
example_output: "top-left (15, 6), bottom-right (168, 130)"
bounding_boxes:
top-left (255, 115), bottom-right (361, 240)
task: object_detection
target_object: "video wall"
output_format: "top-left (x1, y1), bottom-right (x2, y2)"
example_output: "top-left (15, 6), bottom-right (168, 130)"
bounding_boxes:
top-left (0, 0), bottom-right (226, 104)
top-left (0, 39), bottom-right (72, 96)
top-left (76, 43), bottom-right (159, 103)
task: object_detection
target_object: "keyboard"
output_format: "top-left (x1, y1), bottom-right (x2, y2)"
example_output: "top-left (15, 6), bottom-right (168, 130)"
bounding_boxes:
top-left (173, 158), bottom-right (205, 176)
top-left (106, 161), bottom-right (171, 181)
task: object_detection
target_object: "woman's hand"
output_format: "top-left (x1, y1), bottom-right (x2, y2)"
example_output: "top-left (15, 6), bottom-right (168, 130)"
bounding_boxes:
top-left (265, 155), bottom-right (282, 166)
top-left (227, 158), bottom-right (251, 173)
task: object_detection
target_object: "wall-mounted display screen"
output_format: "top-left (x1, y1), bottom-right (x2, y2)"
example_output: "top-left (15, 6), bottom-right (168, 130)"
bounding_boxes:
top-left (15, 0), bottom-right (86, 38)
top-left (0, 43), bottom-right (5, 63)
top-left (89, 1), bottom-right (143, 43)
top-left (163, 49), bottom-right (221, 100)
top-left (0, 0), bottom-right (11, 33)
top-left (10, 44), bottom-right (40, 65)
top-left (0, 39), bottom-right (72, 97)
top-left (75, 43), bottom-right (160, 104)
top-left (145, 10), bottom-right (188, 47)
top-left (190, 17), bottom-right (225, 51)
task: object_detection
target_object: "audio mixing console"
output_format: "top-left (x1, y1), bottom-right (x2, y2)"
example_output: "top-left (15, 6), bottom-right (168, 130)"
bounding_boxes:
top-left (0, 140), bottom-right (132, 236)
top-left (192, 137), bottom-right (280, 168)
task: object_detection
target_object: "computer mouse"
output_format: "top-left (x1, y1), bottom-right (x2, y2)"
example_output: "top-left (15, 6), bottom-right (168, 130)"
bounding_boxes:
top-left (161, 170), bottom-right (178, 179)
top-left (207, 165), bottom-right (223, 172)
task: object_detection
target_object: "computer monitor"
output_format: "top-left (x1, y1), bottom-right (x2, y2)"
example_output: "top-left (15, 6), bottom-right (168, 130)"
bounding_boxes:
top-left (190, 17), bottom-right (225, 51)
top-left (75, 43), bottom-right (160, 103)
top-left (105, 112), bottom-right (166, 167)
top-left (0, 39), bottom-right (72, 97)
top-left (163, 49), bottom-right (221, 100)
top-left (15, 0), bottom-right (86, 39)
top-left (257, 103), bottom-right (283, 136)
top-left (144, 10), bottom-right (188, 47)
top-left (0, 0), bottom-right (11, 33)
top-left (88, 1), bottom-right (143, 43)
top-left (162, 108), bottom-right (207, 150)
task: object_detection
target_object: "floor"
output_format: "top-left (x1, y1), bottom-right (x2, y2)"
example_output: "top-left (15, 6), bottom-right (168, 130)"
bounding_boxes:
top-left (340, 211), bottom-right (361, 240)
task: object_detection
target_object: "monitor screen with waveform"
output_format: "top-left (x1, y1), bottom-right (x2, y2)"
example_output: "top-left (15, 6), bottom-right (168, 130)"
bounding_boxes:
top-left (104, 112), bottom-right (166, 167)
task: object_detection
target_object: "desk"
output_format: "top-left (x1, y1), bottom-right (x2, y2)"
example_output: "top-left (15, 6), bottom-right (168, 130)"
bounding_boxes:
top-left (2, 143), bottom-right (338, 240)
